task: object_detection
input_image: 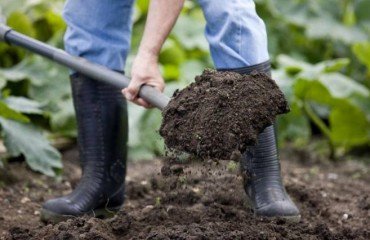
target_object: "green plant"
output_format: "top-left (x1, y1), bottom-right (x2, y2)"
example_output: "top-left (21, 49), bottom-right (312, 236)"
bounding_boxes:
top-left (0, 95), bottom-right (62, 176)
top-left (275, 55), bottom-right (370, 158)
top-left (0, 1), bottom-right (68, 176)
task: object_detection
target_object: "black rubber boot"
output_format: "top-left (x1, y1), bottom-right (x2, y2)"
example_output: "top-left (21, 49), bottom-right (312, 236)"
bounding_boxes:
top-left (224, 61), bottom-right (301, 222)
top-left (41, 73), bottom-right (128, 223)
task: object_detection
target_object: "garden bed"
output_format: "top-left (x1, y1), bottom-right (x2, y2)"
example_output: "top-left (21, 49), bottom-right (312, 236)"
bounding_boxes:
top-left (0, 147), bottom-right (369, 239)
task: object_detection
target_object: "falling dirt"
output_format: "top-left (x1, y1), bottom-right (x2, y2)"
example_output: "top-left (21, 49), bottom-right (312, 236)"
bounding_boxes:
top-left (1, 146), bottom-right (369, 239)
top-left (160, 69), bottom-right (289, 160)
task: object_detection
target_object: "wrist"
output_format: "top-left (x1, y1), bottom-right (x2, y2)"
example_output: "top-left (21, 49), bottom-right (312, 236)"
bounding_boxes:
top-left (137, 47), bottom-right (160, 63)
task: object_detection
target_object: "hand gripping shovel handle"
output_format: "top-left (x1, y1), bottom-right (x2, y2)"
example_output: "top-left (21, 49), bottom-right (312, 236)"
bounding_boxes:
top-left (0, 24), bottom-right (170, 110)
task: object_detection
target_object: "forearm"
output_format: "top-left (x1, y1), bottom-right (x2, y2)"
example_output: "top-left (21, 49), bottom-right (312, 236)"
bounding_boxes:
top-left (124, 0), bottom-right (184, 107)
top-left (137, 0), bottom-right (185, 60)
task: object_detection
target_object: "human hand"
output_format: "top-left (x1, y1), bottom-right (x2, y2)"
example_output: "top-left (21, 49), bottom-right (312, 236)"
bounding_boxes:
top-left (122, 53), bottom-right (165, 108)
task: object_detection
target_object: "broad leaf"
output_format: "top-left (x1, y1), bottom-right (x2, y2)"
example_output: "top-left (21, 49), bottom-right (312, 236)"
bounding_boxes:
top-left (128, 97), bottom-right (165, 160)
top-left (294, 79), bottom-right (333, 105)
top-left (173, 15), bottom-right (208, 51)
top-left (273, 69), bottom-right (295, 102)
top-left (352, 42), bottom-right (370, 71)
top-left (278, 102), bottom-right (311, 145)
top-left (138, 109), bottom-right (164, 156)
top-left (159, 39), bottom-right (186, 66)
top-left (0, 101), bottom-right (29, 122)
top-left (0, 76), bottom-right (6, 90)
top-left (349, 94), bottom-right (370, 122)
top-left (4, 96), bottom-right (44, 114)
top-left (329, 102), bottom-right (370, 147)
top-left (317, 59), bottom-right (350, 73)
top-left (0, 0), bottom-right (28, 16)
top-left (355, 0), bottom-right (370, 22)
top-left (180, 60), bottom-right (208, 84)
top-left (0, 117), bottom-right (62, 176)
top-left (0, 64), bottom-right (28, 82)
top-left (49, 98), bottom-right (76, 137)
top-left (306, 16), bottom-right (367, 44)
top-left (276, 55), bottom-right (310, 75)
top-left (7, 11), bottom-right (36, 37)
top-left (317, 73), bottom-right (369, 99)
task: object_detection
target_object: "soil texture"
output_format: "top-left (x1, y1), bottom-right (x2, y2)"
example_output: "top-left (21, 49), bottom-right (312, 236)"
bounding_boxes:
top-left (160, 69), bottom-right (289, 160)
top-left (1, 146), bottom-right (369, 239)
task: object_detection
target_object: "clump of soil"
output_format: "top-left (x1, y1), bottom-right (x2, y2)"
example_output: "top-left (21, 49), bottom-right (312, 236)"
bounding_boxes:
top-left (160, 69), bottom-right (289, 160)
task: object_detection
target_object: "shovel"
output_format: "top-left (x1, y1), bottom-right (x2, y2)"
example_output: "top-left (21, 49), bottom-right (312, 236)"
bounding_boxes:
top-left (0, 24), bottom-right (170, 110)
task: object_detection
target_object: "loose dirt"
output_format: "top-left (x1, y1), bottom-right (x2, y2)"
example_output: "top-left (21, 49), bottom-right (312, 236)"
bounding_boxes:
top-left (160, 69), bottom-right (289, 160)
top-left (1, 146), bottom-right (369, 239)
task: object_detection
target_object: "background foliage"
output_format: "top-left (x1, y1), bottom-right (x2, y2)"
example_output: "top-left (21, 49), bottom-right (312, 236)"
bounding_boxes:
top-left (0, 0), bottom-right (369, 176)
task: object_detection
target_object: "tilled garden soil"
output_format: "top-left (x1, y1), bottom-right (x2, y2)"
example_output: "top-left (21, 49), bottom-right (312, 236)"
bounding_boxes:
top-left (160, 69), bottom-right (289, 160)
top-left (0, 147), bottom-right (369, 240)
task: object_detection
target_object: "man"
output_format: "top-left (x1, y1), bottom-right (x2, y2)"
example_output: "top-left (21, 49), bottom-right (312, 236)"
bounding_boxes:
top-left (41, 0), bottom-right (300, 223)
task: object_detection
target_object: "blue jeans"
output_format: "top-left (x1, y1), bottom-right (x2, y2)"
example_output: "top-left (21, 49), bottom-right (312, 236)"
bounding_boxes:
top-left (63, 0), bottom-right (269, 71)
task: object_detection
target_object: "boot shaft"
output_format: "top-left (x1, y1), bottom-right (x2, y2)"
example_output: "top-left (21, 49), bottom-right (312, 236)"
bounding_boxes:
top-left (70, 73), bottom-right (128, 193)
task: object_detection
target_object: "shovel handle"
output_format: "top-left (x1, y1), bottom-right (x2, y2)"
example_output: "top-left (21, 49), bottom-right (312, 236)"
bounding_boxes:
top-left (0, 24), bottom-right (170, 110)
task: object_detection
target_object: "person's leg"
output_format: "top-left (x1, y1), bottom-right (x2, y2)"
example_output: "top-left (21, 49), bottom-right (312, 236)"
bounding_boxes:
top-left (198, 0), bottom-right (300, 221)
top-left (41, 0), bottom-right (134, 223)
top-left (63, 0), bottom-right (134, 70)
top-left (197, 0), bottom-right (269, 68)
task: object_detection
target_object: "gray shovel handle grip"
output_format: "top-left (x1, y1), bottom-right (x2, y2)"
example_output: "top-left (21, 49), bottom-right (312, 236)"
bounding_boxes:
top-left (0, 24), bottom-right (170, 110)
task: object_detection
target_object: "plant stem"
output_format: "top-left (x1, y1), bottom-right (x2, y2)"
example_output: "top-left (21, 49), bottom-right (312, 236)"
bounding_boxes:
top-left (303, 102), bottom-right (336, 159)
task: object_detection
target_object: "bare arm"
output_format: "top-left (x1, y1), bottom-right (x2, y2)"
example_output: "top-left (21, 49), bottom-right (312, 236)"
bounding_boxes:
top-left (122, 0), bottom-right (185, 108)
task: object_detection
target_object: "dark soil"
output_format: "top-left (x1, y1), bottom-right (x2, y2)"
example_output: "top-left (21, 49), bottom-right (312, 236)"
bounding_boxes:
top-left (1, 146), bottom-right (369, 239)
top-left (160, 69), bottom-right (289, 160)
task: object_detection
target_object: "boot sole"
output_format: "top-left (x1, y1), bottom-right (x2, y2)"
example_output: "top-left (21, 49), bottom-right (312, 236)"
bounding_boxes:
top-left (245, 198), bottom-right (301, 223)
top-left (40, 206), bottom-right (121, 224)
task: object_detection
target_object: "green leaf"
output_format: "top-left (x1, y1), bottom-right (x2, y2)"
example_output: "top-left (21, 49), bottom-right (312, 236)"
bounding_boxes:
top-left (136, 0), bottom-right (149, 15)
top-left (306, 16), bottom-right (367, 44)
top-left (278, 56), bottom-right (350, 77)
top-left (27, 57), bottom-right (70, 102)
top-left (162, 64), bottom-right (180, 81)
top-left (294, 69), bottom-right (369, 105)
top-left (294, 78), bottom-right (333, 105)
top-left (278, 102), bottom-right (311, 145)
top-left (0, 75), bottom-right (6, 90)
top-left (317, 73), bottom-right (369, 99)
top-left (355, 0), bottom-right (370, 22)
top-left (49, 98), bottom-right (77, 137)
top-left (349, 93), bottom-right (370, 122)
top-left (329, 102), bottom-right (370, 147)
top-left (173, 15), bottom-right (208, 51)
top-left (0, 64), bottom-right (28, 82)
top-left (7, 11), bottom-right (36, 37)
top-left (128, 105), bottom-right (162, 160)
top-left (276, 55), bottom-right (311, 75)
top-left (159, 39), bottom-right (186, 66)
top-left (180, 60), bottom-right (208, 84)
top-left (0, 55), bottom-right (68, 89)
top-left (0, 101), bottom-right (29, 122)
top-left (4, 96), bottom-right (44, 114)
top-left (0, 0), bottom-right (28, 16)
top-left (138, 109), bottom-right (164, 155)
top-left (273, 69), bottom-right (296, 102)
top-left (317, 58), bottom-right (350, 73)
top-left (352, 42), bottom-right (370, 71)
top-left (0, 117), bottom-right (62, 176)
